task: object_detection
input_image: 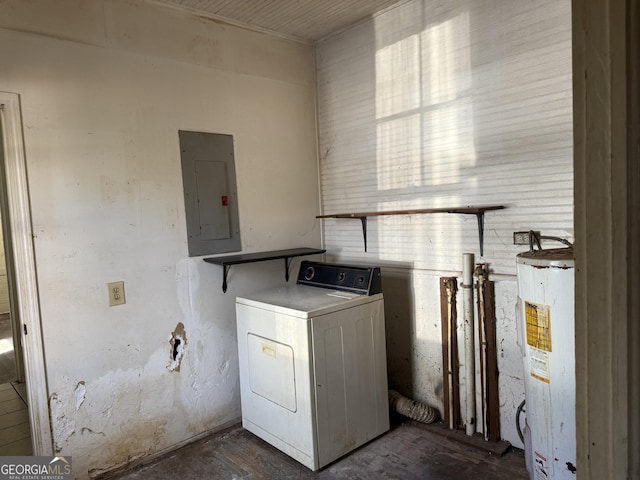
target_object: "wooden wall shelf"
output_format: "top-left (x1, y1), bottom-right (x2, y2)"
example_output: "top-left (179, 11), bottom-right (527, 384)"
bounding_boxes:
top-left (316, 206), bottom-right (505, 256)
top-left (203, 247), bottom-right (326, 293)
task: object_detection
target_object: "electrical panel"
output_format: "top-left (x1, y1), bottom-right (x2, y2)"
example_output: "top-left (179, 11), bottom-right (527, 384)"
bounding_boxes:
top-left (179, 131), bottom-right (241, 256)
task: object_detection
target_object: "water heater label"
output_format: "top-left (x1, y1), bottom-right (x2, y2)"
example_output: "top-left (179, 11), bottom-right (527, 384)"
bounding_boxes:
top-left (525, 301), bottom-right (552, 383)
top-left (524, 301), bottom-right (552, 351)
top-left (529, 347), bottom-right (550, 383)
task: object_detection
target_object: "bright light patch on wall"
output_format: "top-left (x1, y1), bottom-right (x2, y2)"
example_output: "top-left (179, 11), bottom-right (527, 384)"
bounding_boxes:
top-left (423, 97), bottom-right (475, 184)
top-left (374, 10), bottom-right (476, 194)
top-left (421, 12), bottom-right (472, 105)
top-left (375, 34), bottom-right (421, 119)
top-left (0, 338), bottom-right (14, 355)
top-left (376, 114), bottom-right (422, 190)
top-left (420, 12), bottom-right (476, 183)
top-left (374, 10), bottom-right (476, 263)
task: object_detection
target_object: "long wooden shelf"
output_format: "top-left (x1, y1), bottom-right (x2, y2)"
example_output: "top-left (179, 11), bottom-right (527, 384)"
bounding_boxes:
top-left (316, 205), bottom-right (505, 255)
top-left (204, 247), bottom-right (326, 293)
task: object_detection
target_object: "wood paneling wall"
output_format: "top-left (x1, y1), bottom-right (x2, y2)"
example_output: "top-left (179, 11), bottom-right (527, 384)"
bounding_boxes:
top-left (316, 0), bottom-right (573, 274)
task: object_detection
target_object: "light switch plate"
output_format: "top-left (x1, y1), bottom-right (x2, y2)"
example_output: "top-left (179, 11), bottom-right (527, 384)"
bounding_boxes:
top-left (108, 281), bottom-right (126, 306)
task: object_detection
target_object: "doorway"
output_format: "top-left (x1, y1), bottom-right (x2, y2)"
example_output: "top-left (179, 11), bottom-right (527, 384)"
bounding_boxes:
top-left (0, 91), bottom-right (52, 455)
top-left (0, 116), bottom-right (29, 454)
top-left (0, 203), bottom-right (29, 453)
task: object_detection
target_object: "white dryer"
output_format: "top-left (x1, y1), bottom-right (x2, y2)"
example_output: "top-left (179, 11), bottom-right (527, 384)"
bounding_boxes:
top-left (235, 261), bottom-right (389, 470)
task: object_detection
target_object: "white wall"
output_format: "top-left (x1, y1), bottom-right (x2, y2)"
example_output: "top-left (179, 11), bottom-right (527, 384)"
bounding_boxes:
top-left (0, 0), bottom-right (320, 477)
top-left (317, 0), bottom-right (572, 448)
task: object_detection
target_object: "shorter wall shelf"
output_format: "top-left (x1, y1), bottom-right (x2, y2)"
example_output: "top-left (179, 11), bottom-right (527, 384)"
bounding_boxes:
top-left (316, 206), bottom-right (505, 256)
top-left (203, 247), bottom-right (326, 293)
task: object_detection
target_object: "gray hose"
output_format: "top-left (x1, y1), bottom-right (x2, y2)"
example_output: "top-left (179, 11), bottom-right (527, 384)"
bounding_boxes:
top-left (516, 399), bottom-right (526, 444)
top-left (388, 390), bottom-right (439, 424)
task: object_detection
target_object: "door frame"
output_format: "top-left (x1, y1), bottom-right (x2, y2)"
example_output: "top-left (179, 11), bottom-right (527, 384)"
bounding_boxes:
top-left (0, 91), bottom-right (53, 455)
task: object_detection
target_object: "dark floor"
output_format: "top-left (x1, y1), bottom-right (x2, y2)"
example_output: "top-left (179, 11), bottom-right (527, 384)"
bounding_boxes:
top-left (0, 313), bottom-right (30, 455)
top-left (110, 419), bottom-right (528, 480)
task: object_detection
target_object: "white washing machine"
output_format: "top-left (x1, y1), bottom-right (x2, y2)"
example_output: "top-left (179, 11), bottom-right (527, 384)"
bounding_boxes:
top-left (235, 261), bottom-right (389, 471)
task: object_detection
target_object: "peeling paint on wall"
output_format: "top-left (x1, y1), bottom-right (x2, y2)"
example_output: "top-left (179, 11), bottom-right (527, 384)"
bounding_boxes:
top-left (75, 381), bottom-right (86, 410)
top-left (218, 360), bottom-right (229, 374)
top-left (167, 322), bottom-right (187, 372)
top-left (49, 393), bottom-right (77, 453)
top-left (81, 427), bottom-right (105, 437)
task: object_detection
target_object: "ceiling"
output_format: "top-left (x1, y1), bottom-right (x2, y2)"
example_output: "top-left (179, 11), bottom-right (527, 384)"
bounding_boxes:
top-left (157, 0), bottom-right (405, 43)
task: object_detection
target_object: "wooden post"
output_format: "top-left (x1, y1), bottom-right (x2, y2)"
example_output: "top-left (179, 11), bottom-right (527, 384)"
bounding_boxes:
top-left (476, 265), bottom-right (500, 441)
top-left (440, 277), bottom-right (460, 430)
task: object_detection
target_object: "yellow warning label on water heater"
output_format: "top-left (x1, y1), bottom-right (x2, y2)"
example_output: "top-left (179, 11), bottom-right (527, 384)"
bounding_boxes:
top-left (525, 301), bottom-right (552, 352)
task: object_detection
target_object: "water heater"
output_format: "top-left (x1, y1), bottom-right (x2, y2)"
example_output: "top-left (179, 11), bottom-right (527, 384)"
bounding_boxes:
top-left (516, 248), bottom-right (576, 479)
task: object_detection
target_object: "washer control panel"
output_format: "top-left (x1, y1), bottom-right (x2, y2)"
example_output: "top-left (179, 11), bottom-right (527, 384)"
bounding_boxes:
top-left (296, 261), bottom-right (382, 295)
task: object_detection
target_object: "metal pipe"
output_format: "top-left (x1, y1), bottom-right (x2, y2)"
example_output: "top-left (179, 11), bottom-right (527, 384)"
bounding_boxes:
top-left (462, 253), bottom-right (476, 436)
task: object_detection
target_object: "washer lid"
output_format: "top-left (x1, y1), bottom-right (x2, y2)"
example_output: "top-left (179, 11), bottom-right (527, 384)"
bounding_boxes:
top-left (516, 247), bottom-right (574, 268)
top-left (236, 284), bottom-right (383, 318)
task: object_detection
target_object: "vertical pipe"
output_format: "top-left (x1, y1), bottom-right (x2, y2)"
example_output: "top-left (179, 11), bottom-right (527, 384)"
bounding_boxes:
top-left (463, 253), bottom-right (476, 436)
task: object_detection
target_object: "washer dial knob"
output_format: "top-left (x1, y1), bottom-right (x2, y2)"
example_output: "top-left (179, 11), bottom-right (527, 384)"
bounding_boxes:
top-left (304, 266), bottom-right (315, 281)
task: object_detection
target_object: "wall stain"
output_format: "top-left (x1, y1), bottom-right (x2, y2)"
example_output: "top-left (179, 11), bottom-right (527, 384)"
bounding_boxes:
top-left (49, 392), bottom-right (76, 453)
top-left (87, 419), bottom-right (167, 479)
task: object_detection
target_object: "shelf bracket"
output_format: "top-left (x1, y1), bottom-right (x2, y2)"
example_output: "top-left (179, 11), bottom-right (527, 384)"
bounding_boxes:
top-left (476, 212), bottom-right (486, 256)
top-left (284, 257), bottom-right (293, 282)
top-left (360, 217), bottom-right (368, 252)
top-left (222, 265), bottom-right (231, 293)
